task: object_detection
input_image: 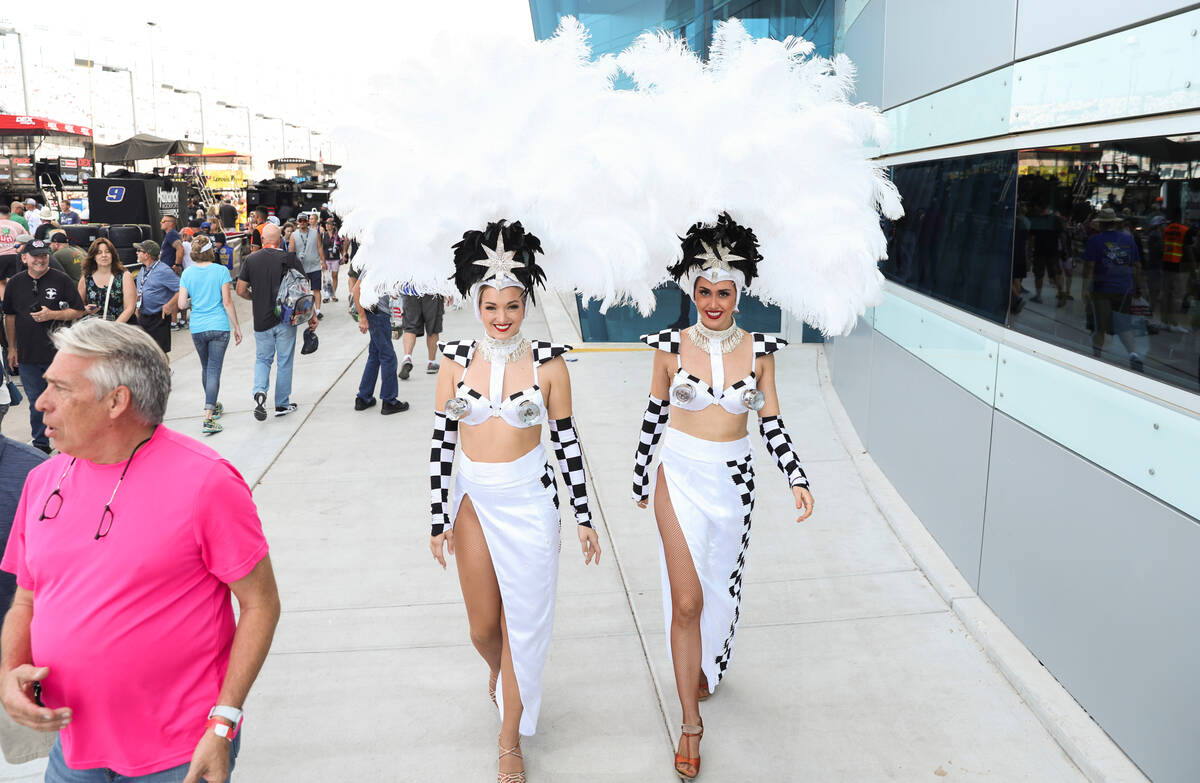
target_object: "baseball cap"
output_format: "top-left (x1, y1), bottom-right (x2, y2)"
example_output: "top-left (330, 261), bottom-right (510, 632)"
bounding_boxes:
top-left (267, 216), bottom-right (281, 226)
top-left (1149, 215), bottom-right (1168, 228)
top-left (22, 239), bottom-right (50, 256)
top-left (49, 231), bottom-right (69, 243)
top-left (134, 239), bottom-right (161, 257)
top-left (23, 198), bottom-right (36, 206)
top-left (201, 221), bottom-right (211, 229)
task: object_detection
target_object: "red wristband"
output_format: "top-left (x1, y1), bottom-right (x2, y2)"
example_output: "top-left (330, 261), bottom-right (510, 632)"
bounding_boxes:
top-left (206, 716), bottom-right (240, 741)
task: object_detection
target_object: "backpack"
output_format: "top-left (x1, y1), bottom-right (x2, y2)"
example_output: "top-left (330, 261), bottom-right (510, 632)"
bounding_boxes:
top-left (275, 265), bottom-right (315, 326)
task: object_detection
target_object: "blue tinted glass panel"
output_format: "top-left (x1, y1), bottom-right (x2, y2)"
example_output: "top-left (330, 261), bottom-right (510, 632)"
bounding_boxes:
top-left (577, 285), bottom-right (782, 341)
top-left (885, 152), bottom-right (1018, 325)
top-left (1011, 136), bottom-right (1200, 394)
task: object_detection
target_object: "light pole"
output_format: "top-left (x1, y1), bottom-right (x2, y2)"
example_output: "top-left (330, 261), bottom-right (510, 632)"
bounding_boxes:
top-left (286, 123), bottom-right (312, 160)
top-left (167, 85), bottom-right (205, 147)
top-left (311, 130), bottom-right (324, 161)
top-left (146, 22), bottom-right (158, 133)
top-left (76, 59), bottom-right (137, 134)
top-left (217, 101), bottom-right (253, 158)
top-left (0, 26), bottom-right (30, 115)
top-left (256, 113), bottom-right (285, 160)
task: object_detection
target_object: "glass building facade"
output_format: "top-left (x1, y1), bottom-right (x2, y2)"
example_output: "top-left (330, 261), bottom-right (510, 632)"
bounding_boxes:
top-left (529, 0), bottom-right (836, 341)
top-left (884, 133), bottom-right (1200, 396)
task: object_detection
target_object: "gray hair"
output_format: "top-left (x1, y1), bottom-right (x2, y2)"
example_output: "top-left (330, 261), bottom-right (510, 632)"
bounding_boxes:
top-left (51, 320), bottom-right (171, 425)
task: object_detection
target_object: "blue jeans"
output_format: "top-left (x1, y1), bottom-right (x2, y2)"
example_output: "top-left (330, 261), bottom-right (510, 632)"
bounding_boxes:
top-left (357, 309), bottom-right (399, 403)
top-left (191, 330), bottom-right (230, 411)
top-left (252, 322), bottom-right (297, 408)
top-left (45, 733), bottom-right (240, 782)
top-left (17, 361), bottom-right (50, 448)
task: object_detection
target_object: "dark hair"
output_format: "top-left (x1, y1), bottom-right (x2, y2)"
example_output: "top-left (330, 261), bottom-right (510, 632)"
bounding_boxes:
top-left (450, 219), bottom-right (546, 301)
top-left (668, 211), bottom-right (762, 287)
top-left (0, 205), bottom-right (9, 216)
top-left (255, 207), bottom-right (269, 220)
top-left (83, 237), bottom-right (125, 278)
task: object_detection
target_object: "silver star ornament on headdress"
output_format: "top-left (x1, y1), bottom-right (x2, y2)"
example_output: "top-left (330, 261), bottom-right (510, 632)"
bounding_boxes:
top-left (695, 240), bottom-right (746, 275)
top-left (474, 232), bottom-right (525, 282)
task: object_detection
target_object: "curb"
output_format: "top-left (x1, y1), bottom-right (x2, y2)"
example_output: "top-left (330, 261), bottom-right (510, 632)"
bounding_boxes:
top-left (815, 346), bottom-right (1149, 783)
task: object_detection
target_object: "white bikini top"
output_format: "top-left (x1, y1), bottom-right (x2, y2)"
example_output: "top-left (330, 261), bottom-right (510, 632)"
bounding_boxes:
top-left (640, 329), bottom-right (787, 415)
top-left (440, 339), bottom-right (572, 429)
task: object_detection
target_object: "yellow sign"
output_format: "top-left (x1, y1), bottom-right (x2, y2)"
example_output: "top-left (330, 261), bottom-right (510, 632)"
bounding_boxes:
top-left (205, 169), bottom-right (247, 190)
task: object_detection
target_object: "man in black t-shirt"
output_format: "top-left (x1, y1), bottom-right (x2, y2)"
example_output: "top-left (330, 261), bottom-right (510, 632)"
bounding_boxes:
top-left (236, 224), bottom-right (317, 421)
top-left (219, 197), bottom-right (239, 231)
top-left (2, 240), bottom-right (84, 452)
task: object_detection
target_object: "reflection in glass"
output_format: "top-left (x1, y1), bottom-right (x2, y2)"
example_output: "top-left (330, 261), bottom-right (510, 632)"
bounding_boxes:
top-left (576, 285), bottom-right (782, 342)
top-left (1013, 136), bottom-right (1200, 393)
top-left (884, 152), bottom-right (1017, 324)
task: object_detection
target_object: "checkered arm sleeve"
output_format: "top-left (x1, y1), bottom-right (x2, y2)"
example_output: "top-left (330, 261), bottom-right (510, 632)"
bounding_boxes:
top-left (430, 410), bottom-right (459, 536)
top-left (758, 415), bottom-right (810, 489)
top-left (632, 394), bottom-right (669, 502)
top-left (548, 416), bottom-right (592, 527)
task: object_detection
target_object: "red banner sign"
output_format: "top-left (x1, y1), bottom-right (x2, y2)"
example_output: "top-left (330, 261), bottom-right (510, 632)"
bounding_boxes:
top-left (0, 115), bottom-right (93, 137)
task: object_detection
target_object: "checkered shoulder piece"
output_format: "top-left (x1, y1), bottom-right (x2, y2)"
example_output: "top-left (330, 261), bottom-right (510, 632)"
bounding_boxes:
top-left (752, 333), bottom-right (788, 358)
top-left (531, 341), bottom-right (573, 366)
top-left (438, 339), bottom-right (477, 368)
top-left (640, 329), bottom-right (682, 354)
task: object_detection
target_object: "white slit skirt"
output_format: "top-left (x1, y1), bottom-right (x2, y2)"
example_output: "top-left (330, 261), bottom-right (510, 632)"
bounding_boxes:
top-left (452, 444), bottom-right (560, 736)
top-left (655, 427), bottom-right (755, 692)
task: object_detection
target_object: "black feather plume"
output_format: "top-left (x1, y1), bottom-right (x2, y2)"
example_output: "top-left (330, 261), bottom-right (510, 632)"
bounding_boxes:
top-left (450, 219), bottom-right (547, 304)
top-left (668, 211), bottom-right (762, 288)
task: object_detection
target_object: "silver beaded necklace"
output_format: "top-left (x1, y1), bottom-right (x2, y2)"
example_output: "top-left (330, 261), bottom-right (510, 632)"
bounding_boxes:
top-left (478, 332), bottom-right (531, 364)
top-left (688, 321), bottom-right (744, 354)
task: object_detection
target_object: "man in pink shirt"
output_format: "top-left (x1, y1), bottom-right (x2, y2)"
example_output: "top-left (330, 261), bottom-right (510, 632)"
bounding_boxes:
top-left (0, 320), bottom-right (280, 782)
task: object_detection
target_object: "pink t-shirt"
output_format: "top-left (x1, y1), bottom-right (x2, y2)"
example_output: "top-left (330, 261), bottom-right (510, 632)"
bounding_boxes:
top-left (0, 426), bottom-right (269, 775)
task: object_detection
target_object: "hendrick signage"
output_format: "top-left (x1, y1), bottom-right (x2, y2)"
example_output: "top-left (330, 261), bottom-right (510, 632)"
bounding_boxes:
top-left (156, 181), bottom-right (182, 219)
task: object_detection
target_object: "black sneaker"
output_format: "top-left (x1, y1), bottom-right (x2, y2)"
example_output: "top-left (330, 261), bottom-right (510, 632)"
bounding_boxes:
top-left (253, 392), bottom-right (267, 421)
top-left (355, 395), bottom-right (377, 411)
top-left (399, 357), bottom-right (413, 380)
top-left (316, 312), bottom-right (324, 321)
top-left (274, 403), bottom-right (299, 417)
top-left (381, 399), bottom-right (410, 415)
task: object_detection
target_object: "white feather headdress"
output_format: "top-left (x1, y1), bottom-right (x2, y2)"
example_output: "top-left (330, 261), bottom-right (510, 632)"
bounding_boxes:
top-left (332, 17), bottom-right (902, 334)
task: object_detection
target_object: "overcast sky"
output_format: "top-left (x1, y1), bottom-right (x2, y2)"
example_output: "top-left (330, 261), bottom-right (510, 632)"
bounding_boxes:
top-left (0, 0), bottom-right (535, 161)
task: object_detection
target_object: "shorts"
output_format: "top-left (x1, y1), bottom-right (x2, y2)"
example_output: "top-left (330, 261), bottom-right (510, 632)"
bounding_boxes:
top-left (401, 294), bottom-right (444, 336)
top-left (307, 270), bottom-right (323, 295)
top-left (1090, 291), bottom-right (1132, 336)
top-left (0, 254), bottom-right (20, 281)
top-left (1031, 253), bottom-right (1060, 280)
top-left (325, 257), bottom-right (340, 272)
top-left (138, 310), bottom-right (172, 353)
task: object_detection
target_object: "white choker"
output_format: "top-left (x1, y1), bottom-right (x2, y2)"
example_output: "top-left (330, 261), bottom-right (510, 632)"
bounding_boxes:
top-left (688, 322), bottom-right (744, 354)
top-left (479, 333), bottom-right (530, 364)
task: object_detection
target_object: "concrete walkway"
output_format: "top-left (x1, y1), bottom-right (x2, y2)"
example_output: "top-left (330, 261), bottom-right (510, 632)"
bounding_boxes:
top-left (0, 283), bottom-right (1141, 781)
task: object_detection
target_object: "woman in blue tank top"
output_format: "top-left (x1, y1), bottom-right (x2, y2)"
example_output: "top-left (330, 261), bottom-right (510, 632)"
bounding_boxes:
top-left (175, 236), bottom-right (243, 435)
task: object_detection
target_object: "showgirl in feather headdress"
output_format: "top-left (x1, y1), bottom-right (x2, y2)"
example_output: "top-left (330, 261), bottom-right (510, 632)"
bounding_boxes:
top-left (430, 217), bottom-right (600, 780)
top-left (331, 13), bottom-right (902, 780)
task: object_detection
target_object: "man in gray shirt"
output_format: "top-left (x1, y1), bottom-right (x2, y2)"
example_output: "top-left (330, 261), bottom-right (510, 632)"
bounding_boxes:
top-left (288, 212), bottom-right (325, 318)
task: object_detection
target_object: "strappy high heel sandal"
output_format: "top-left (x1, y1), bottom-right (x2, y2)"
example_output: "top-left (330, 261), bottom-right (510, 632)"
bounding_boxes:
top-left (498, 741), bottom-right (525, 783)
top-left (489, 670), bottom-right (499, 707)
top-left (675, 722), bottom-right (703, 779)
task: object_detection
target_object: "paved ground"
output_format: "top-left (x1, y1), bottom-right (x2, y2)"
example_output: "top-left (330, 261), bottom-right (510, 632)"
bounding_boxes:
top-left (0, 283), bottom-right (1142, 781)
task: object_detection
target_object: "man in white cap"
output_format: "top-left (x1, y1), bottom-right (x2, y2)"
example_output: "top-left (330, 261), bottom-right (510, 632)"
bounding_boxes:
top-left (22, 200), bottom-right (39, 233)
